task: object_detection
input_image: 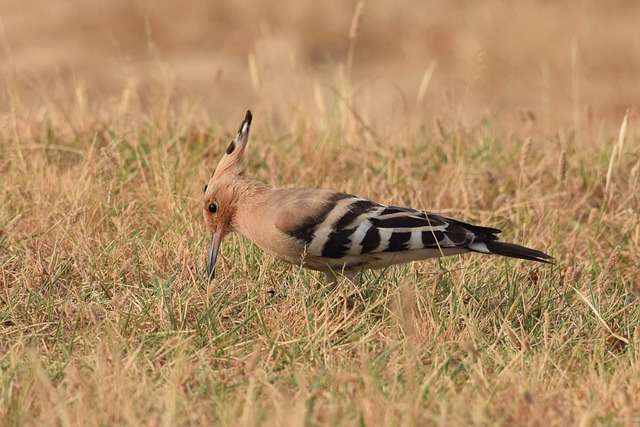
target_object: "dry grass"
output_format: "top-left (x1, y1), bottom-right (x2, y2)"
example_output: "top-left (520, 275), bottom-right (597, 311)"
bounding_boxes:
top-left (2, 1), bottom-right (640, 426)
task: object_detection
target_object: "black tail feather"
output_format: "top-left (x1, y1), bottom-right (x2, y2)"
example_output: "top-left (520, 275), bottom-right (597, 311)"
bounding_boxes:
top-left (482, 241), bottom-right (554, 264)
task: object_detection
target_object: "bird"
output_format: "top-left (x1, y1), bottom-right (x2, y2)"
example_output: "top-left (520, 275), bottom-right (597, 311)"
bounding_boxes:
top-left (203, 110), bottom-right (552, 286)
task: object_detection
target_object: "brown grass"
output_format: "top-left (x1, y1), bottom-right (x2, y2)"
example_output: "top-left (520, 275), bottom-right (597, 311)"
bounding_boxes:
top-left (1, 1), bottom-right (640, 425)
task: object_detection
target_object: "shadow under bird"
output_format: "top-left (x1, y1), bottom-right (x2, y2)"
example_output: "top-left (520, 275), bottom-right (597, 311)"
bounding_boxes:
top-left (203, 111), bottom-right (552, 285)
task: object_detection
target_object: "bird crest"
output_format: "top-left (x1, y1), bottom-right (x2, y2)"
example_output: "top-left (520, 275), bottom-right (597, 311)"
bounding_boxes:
top-left (212, 110), bottom-right (253, 180)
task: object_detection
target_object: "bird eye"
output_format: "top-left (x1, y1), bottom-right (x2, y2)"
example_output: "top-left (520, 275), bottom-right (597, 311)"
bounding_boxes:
top-left (208, 202), bottom-right (218, 213)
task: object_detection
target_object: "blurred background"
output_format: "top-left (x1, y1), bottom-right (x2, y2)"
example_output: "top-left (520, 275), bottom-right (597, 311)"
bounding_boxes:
top-left (0, 0), bottom-right (638, 132)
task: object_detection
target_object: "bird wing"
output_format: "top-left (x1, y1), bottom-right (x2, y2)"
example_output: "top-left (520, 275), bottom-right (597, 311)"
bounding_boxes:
top-left (275, 191), bottom-right (503, 259)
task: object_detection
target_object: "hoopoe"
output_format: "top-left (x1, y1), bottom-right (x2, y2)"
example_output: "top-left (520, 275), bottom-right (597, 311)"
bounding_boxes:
top-left (204, 111), bottom-right (552, 285)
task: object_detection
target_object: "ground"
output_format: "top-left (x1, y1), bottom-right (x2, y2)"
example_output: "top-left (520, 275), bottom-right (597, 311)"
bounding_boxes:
top-left (1, 0), bottom-right (639, 425)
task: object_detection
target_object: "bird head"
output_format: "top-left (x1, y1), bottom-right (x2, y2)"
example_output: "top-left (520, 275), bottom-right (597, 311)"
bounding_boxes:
top-left (203, 110), bottom-right (252, 281)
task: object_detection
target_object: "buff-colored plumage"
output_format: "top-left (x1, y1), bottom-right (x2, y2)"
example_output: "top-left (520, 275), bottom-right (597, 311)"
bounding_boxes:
top-left (203, 111), bottom-right (552, 285)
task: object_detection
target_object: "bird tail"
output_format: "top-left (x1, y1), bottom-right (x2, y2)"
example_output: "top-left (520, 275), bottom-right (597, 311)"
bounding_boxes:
top-left (469, 241), bottom-right (553, 263)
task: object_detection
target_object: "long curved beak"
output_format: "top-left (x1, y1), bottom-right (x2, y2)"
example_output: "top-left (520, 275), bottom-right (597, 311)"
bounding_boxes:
top-left (207, 229), bottom-right (223, 281)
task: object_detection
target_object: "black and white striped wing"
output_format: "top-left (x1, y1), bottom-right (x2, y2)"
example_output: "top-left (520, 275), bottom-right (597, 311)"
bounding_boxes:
top-left (282, 193), bottom-right (501, 259)
top-left (277, 191), bottom-right (552, 266)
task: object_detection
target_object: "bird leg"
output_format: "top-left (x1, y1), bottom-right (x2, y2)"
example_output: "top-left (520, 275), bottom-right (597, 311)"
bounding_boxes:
top-left (323, 271), bottom-right (339, 291)
top-left (323, 270), bottom-right (361, 289)
top-left (344, 270), bottom-right (362, 287)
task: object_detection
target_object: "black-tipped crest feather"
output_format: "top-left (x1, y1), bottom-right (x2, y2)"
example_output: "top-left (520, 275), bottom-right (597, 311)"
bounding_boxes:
top-left (237, 110), bottom-right (252, 136)
top-left (211, 110), bottom-right (254, 179)
top-left (226, 141), bottom-right (236, 154)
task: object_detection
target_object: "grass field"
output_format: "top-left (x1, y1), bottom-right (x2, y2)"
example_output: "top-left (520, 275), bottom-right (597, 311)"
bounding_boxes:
top-left (1, 1), bottom-right (640, 425)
